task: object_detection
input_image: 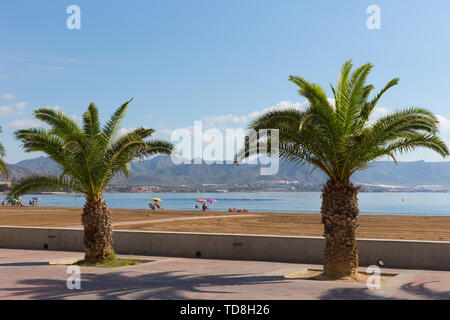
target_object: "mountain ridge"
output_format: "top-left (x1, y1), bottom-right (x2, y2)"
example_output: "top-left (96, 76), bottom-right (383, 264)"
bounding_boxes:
top-left (1, 155), bottom-right (450, 188)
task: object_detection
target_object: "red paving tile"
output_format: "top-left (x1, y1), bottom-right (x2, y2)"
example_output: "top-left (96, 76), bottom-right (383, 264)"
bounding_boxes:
top-left (0, 249), bottom-right (449, 300)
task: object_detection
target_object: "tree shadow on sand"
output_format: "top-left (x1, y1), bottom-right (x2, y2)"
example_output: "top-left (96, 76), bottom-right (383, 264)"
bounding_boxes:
top-left (0, 270), bottom-right (286, 300)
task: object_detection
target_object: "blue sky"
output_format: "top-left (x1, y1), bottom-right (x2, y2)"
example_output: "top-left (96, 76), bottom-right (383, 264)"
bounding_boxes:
top-left (1, 0), bottom-right (449, 163)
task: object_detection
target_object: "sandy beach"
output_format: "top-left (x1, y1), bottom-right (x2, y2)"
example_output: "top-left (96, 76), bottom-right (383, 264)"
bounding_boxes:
top-left (1, 206), bottom-right (450, 241)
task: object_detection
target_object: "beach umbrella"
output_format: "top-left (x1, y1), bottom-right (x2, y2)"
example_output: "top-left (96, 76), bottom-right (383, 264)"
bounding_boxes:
top-left (152, 198), bottom-right (162, 202)
top-left (196, 199), bottom-right (207, 203)
top-left (207, 199), bottom-right (217, 203)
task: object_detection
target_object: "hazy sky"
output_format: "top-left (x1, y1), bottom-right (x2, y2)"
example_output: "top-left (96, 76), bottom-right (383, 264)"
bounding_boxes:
top-left (1, 0), bottom-right (449, 163)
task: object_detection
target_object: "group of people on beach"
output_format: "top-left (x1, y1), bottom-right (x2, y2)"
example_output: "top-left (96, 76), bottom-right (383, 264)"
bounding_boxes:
top-left (28, 199), bottom-right (39, 206)
top-left (146, 199), bottom-right (248, 213)
top-left (228, 208), bottom-right (249, 213)
top-left (195, 203), bottom-right (209, 212)
top-left (0, 198), bottom-right (24, 206)
top-left (148, 201), bottom-right (163, 210)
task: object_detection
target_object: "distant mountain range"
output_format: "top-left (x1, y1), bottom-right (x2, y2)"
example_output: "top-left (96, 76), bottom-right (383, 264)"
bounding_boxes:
top-left (1, 155), bottom-right (450, 188)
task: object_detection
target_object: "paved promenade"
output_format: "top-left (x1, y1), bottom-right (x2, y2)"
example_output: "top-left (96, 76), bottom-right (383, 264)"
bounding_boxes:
top-left (0, 248), bottom-right (449, 300)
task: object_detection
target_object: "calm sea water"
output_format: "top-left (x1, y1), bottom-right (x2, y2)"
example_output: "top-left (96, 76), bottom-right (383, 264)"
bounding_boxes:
top-left (11, 192), bottom-right (450, 216)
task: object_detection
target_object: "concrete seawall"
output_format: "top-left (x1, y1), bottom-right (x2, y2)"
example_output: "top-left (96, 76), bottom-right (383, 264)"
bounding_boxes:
top-left (0, 226), bottom-right (449, 270)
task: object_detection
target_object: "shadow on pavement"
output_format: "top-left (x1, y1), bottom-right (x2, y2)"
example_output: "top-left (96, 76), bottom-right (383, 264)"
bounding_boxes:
top-left (319, 287), bottom-right (396, 300)
top-left (320, 280), bottom-right (450, 300)
top-left (398, 281), bottom-right (450, 300)
top-left (0, 270), bottom-right (286, 300)
top-left (0, 262), bottom-right (50, 267)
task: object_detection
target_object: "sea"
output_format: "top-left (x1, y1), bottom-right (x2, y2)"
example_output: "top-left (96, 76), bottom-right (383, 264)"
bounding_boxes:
top-left (10, 192), bottom-right (450, 216)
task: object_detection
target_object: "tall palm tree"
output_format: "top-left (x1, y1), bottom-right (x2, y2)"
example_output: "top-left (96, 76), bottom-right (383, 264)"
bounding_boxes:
top-left (236, 61), bottom-right (449, 277)
top-left (0, 125), bottom-right (8, 180)
top-left (10, 100), bottom-right (173, 264)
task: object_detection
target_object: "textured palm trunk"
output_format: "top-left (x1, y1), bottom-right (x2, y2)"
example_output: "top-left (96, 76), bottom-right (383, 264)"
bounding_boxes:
top-left (81, 197), bottom-right (114, 264)
top-left (321, 180), bottom-right (360, 277)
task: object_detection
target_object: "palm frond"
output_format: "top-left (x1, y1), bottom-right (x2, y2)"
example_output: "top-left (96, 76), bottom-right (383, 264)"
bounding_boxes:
top-left (0, 125), bottom-right (7, 180)
top-left (34, 108), bottom-right (82, 138)
top-left (82, 103), bottom-right (101, 139)
top-left (9, 175), bottom-right (84, 197)
top-left (336, 62), bottom-right (373, 133)
top-left (14, 100), bottom-right (172, 197)
top-left (360, 78), bottom-right (399, 122)
top-left (385, 133), bottom-right (449, 157)
top-left (0, 158), bottom-right (8, 180)
top-left (0, 142), bottom-right (5, 158)
top-left (237, 61), bottom-right (449, 182)
top-left (102, 99), bottom-right (133, 144)
top-left (288, 76), bottom-right (330, 107)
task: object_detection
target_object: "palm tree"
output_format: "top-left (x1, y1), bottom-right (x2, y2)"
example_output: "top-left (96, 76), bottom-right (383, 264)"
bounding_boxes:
top-left (10, 100), bottom-right (173, 264)
top-left (236, 61), bottom-right (449, 277)
top-left (0, 125), bottom-right (8, 181)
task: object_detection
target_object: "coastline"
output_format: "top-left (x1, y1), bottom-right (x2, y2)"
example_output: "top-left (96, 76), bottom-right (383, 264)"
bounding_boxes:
top-left (2, 189), bottom-right (449, 195)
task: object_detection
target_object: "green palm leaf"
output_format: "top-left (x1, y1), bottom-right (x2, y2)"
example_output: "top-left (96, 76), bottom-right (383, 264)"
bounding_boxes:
top-left (10, 175), bottom-right (84, 196)
top-left (0, 125), bottom-right (8, 180)
top-left (237, 61), bottom-right (449, 181)
top-left (11, 100), bottom-right (174, 197)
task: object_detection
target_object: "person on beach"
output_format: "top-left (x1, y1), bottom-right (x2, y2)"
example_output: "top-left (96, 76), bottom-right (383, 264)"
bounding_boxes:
top-left (149, 203), bottom-right (156, 210)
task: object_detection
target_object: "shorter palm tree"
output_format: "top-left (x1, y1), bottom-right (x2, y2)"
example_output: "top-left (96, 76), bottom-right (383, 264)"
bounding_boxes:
top-left (0, 125), bottom-right (8, 180)
top-left (10, 100), bottom-right (173, 263)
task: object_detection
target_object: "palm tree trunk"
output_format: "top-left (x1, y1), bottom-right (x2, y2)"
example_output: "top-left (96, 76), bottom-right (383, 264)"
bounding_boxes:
top-left (81, 197), bottom-right (114, 264)
top-left (321, 180), bottom-right (360, 277)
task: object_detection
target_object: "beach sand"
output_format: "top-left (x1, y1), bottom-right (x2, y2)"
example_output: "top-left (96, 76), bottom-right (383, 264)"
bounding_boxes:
top-left (1, 207), bottom-right (450, 241)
